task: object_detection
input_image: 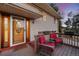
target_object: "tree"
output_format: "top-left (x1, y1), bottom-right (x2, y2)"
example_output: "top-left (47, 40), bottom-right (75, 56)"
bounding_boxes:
top-left (64, 13), bottom-right (79, 35)
top-left (64, 18), bottom-right (73, 35)
top-left (72, 14), bottom-right (79, 35)
top-left (65, 18), bottom-right (71, 28)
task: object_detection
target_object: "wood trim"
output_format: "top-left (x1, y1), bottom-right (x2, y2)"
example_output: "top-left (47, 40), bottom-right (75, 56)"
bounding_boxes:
top-left (1, 15), bottom-right (4, 48)
top-left (0, 14), bottom-right (1, 49)
top-left (11, 43), bottom-right (26, 49)
top-left (0, 14), bottom-right (2, 50)
top-left (1, 15), bottom-right (10, 48)
top-left (26, 19), bottom-right (30, 42)
top-left (8, 16), bottom-right (10, 47)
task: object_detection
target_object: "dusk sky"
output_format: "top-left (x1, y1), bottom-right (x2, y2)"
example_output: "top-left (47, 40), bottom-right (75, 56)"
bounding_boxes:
top-left (56, 3), bottom-right (79, 27)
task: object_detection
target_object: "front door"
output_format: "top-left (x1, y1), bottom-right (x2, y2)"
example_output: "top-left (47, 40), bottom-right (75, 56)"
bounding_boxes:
top-left (13, 17), bottom-right (24, 45)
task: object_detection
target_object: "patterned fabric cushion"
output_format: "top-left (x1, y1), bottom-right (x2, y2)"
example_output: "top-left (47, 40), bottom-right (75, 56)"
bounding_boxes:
top-left (50, 33), bottom-right (57, 39)
top-left (56, 38), bottom-right (63, 43)
top-left (47, 42), bottom-right (55, 46)
top-left (49, 38), bottom-right (55, 42)
top-left (50, 33), bottom-right (63, 45)
top-left (39, 35), bottom-right (46, 44)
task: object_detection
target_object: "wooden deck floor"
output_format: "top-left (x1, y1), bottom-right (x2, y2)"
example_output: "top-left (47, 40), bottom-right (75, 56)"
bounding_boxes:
top-left (0, 43), bottom-right (79, 56)
top-left (53, 45), bottom-right (79, 56)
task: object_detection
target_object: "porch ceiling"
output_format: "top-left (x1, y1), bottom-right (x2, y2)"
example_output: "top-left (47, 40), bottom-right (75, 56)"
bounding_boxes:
top-left (0, 3), bottom-right (42, 19)
top-left (32, 3), bottom-right (61, 19)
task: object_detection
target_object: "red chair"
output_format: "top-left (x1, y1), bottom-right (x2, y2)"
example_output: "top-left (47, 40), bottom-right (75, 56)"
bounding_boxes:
top-left (50, 33), bottom-right (63, 45)
top-left (39, 35), bottom-right (55, 47)
top-left (38, 35), bottom-right (55, 55)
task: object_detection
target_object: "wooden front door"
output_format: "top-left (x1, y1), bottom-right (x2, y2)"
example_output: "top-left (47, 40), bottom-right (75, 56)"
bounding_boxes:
top-left (13, 17), bottom-right (24, 44)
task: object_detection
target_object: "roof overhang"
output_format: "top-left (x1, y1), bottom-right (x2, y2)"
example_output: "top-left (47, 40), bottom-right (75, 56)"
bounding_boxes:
top-left (0, 3), bottom-right (42, 19)
top-left (32, 3), bottom-right (61, 19)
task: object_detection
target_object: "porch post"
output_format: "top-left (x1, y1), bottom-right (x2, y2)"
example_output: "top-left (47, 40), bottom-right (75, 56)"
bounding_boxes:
top-left (56, 18), bottom-right (59, 33)
top-left (10, 15), bottom-right (13, 47)
top-left (54, 17), bottom-right (59, 33)
top-left (26, 19), bottom-right (30, 43)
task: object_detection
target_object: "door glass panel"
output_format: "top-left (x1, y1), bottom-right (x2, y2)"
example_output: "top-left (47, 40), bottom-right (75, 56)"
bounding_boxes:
top-left (4, 17), bottom-right (9, 48)
top-left (13, 18), bottom-right (24, 44)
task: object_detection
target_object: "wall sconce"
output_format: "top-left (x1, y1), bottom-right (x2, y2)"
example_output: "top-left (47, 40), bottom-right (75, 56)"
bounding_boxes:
top-left (43, 16), bottom-right (47, 21)
top-left (32, 20), bottom-right (35, 24)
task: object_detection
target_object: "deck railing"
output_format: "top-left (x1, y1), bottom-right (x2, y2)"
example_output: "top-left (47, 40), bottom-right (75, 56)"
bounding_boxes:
top-left (59, 34), bottom-right (79, 47)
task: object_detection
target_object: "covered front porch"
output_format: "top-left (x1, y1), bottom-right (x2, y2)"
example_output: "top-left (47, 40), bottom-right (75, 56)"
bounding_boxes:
top-left (0, 3), bottom-right (79, 56)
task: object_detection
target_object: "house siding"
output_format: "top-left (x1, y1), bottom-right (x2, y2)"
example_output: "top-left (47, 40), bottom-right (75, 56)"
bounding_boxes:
top-left (30, 11), bottom-right (58, 41)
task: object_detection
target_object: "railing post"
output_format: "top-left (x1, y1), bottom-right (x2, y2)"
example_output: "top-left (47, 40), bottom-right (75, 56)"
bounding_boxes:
top-left (77, 36), bottom-right (78, 47)
top-left (73, 36), bottom-right (75, 46)
top-left (77, 37), bottom-right (79, 47)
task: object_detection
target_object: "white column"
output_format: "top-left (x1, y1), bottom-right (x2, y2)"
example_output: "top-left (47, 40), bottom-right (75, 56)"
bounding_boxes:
top-left (56, 19), bottom-right (59, 33)
top-left (24, 19), bottom-right (26, 43)
top-left (10, 15), bottom-right (13, 47)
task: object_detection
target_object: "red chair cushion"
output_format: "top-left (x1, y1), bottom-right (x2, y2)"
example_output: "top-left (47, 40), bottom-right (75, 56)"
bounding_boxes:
top-left (50, 33), bottom-right (57, 39)
top-left (50, 33), bottom-right (63, 45)
top-left (47, 42), bottom-right (55, 46)
top-left (56, 38), bottom-right (63, 43)
top-left (39, 35), bottom-right (46, 44)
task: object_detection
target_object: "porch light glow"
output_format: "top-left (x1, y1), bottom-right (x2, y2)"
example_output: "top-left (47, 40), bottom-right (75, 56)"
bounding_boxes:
top-left (43, 16), bottom-right (47, 21)
top-left (4, 17), bottom-right (8, 42)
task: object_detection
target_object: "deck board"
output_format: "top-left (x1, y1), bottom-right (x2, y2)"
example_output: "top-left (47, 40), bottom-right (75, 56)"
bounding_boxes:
top-left (57, 46), bottom-right (66, 56)
top-left (54, 46), bottom-right (63, 56)
top-left (66, 47), bottom-right (72, 56)
top-left (0, 44), bottom-right (79, 56)
top-left (53, 44), bottom-right (79, 56)
top-left (62, 46), bottom-right (69, 56)
top-left (75, 48), bottom-right (79, 56)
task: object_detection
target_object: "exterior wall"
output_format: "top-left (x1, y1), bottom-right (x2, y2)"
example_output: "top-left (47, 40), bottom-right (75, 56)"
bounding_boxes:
top-left (0, 14), bottom-right (1, 48)
top-left (30, 12), bottom-right (58, 41)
